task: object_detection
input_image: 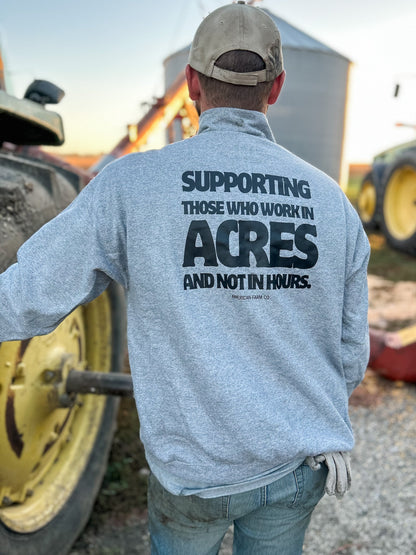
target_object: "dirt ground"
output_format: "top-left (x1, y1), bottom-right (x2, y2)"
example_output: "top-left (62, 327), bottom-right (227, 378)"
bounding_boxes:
top-left (70, 236), bottom-right (416, 554)
top-left (368, 274), bottom-right (416, 330)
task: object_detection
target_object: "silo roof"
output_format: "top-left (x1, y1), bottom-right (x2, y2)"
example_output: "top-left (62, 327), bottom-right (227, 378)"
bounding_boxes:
top-left (262, 9), bottom-right (350, 61)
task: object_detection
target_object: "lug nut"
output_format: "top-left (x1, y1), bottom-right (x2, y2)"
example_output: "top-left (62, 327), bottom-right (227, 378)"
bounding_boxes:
top-left (58, 393), bottom-right (75, 408)
top-left (44, 370), bottom-right (56, 382)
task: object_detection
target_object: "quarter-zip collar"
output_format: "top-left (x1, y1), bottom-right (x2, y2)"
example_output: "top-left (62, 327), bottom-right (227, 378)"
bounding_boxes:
top-left (197, 107), bottom-right (276, 143)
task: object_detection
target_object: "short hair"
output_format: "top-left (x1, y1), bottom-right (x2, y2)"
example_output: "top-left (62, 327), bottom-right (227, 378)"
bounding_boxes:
top-left (197, 50), bottom-right (275, 111)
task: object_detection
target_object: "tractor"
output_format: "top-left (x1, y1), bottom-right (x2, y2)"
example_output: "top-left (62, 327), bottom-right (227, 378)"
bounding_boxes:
top-left (357, 126), bottom-right (416, 255)
top-left (357, 136), bottom-right (416, 382)
top-left (0, 77), bottom-right (129, 553)
top-left (0, 55), bottom-right (197, 552)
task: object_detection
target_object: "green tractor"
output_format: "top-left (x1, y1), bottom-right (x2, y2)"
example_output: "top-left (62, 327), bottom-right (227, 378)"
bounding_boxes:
top-left (0, 79), bottom-right (128, 553)
top-left (357, 114), bottom-right (416, 255)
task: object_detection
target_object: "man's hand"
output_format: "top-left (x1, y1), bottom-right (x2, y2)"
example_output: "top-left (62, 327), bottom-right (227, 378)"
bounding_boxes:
top-left (306, 451), bottom-right (352, 498)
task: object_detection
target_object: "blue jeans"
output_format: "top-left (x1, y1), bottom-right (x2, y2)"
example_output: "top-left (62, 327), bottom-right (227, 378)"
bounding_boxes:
top-left (148, 461), bottom-right (327, 554)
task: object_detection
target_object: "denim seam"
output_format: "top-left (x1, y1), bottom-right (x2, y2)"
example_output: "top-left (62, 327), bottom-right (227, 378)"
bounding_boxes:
top-left (222, 495), bottom-right (231, 519)
top-left (292, 467), bottom-right (304, 506)
top-left (263, 485), bottom-right (268, 507)
top-left (293, 470), bottom-right (299, 505)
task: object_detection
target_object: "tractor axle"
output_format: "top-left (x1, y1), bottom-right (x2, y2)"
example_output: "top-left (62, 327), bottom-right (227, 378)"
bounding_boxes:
top-left (66, 370), bottom-right (133, 397)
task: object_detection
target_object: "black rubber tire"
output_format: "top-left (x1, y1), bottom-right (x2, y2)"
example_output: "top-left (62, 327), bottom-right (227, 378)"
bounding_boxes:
top-left (380, 156), bottom-right (416, 255)
top-left (0, 152), bottom-right (79, 272)
top-left (357, 171), bottom-right (381, 231)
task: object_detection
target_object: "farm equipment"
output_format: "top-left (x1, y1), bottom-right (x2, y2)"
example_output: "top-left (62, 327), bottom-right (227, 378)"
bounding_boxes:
top-left (0, 52), bottom-right (198, 552)
top-left (0, 77), bottom-right (129, 552)
top-left (357, 76), bottom-right (416, 254)
top-left (357, 139), bottom-right (416, 255)
top-left (368, 325), bottom-right (416, 383)
top-left (357, 128), bottom-right (416, 381)
top-left (92, 70), bottom-right (197, 173)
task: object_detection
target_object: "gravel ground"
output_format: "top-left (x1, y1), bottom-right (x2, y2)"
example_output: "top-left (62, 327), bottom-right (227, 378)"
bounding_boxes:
top-left (303, 374), bottom-right (416, 555)
top-left (70, 371), bottom-right (416, 555)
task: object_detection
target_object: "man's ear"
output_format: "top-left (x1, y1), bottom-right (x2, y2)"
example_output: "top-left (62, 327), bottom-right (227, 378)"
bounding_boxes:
top-left (267, 70), bottom-right (286, 105)
top-left (186, 64), bottom-right (201, 101)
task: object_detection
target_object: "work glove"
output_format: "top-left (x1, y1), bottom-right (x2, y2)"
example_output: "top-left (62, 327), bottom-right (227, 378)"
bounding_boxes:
top-left (305, 451), bottom-right (351, 498)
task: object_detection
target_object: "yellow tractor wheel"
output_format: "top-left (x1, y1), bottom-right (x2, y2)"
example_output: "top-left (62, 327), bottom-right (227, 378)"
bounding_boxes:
top-left (381, 158), bottom-right (416, 255)
top-left (357, 172), bottom-right (380, 230)
top-left (0, 283), bottom-right (125, 554)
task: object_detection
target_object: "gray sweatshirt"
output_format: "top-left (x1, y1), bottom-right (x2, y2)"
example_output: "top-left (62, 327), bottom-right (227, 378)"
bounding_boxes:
top-left (0, 108), bottom-right (370, 496)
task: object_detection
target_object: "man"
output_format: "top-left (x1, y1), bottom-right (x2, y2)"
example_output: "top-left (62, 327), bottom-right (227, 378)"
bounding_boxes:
top-left (0, 2), bottom-right (369, 553)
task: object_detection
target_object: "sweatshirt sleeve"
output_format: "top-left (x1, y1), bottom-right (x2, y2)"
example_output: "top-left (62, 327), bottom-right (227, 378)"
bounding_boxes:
top-left (0, 166), bottom-right (127, 341)
top-left (341, 202), bottom-right (371, 396)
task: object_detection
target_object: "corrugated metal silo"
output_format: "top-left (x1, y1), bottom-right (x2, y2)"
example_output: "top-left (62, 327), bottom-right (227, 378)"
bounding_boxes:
top-left (263, 10), bottom-right (351, 184)
top-left (163, 8), bottom-right (351, 184)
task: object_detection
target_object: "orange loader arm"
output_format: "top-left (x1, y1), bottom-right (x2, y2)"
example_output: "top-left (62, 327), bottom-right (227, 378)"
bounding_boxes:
top-left (92, 71), bottom-right (198, 173)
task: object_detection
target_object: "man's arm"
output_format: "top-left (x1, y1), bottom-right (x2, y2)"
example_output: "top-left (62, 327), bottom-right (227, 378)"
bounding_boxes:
top-left (341, 205), bottom-right (371, 396)
top-left (0, 170), bottom-right (126, 341)
top-left (307, 204), bottom-right (370, 498)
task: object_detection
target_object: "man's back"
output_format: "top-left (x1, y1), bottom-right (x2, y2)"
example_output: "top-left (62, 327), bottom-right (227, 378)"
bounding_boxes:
top-left (83, 106), bottom-right (369, 494)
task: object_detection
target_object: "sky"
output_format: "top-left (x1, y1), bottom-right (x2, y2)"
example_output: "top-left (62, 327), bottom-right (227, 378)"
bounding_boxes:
top-left (1, 0), bottom-right (416, 163)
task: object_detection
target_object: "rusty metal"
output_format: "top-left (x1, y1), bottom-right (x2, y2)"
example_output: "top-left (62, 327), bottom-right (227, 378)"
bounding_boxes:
top-left (5, 391), bottom-right (24, 458)
top-left (0, 48), bottom-right (5, 90)
top-left (66, 369), bottom-right (133, 397)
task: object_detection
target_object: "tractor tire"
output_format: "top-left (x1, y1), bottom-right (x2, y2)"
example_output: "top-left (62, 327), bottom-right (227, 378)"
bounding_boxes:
top-left (0, 152), bottom-right (126, 554)
top-left (357, 171), bottom-right (380, 230)
top-left (380, 157), bottom-right (416, 255)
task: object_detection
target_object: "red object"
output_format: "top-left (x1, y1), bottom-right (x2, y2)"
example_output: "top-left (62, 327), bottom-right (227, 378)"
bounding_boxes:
top-left (368, 328), bottom-right (416, 382)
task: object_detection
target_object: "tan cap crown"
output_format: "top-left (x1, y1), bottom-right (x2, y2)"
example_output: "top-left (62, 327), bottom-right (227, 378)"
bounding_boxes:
top-left (189, 2), bottom-right (284, 86)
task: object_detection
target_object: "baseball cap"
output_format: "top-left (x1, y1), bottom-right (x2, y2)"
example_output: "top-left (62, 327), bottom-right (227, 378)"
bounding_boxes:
top-left (188, 1), bottom-right (284, 86)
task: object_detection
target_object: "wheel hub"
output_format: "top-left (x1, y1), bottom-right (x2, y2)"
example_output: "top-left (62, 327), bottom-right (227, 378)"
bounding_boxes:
top-left (0, 311), bottom-right (85, 508)
top-left (358, 179), bottom-right (377, 223)
top-left (0, 293), bottom-right (112, 532)
top-left (384, 164), bottom-right (416, 240)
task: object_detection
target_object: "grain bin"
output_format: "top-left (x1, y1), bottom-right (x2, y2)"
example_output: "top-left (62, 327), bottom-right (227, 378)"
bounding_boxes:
top-left (163, 8), bottom-right (351, 185)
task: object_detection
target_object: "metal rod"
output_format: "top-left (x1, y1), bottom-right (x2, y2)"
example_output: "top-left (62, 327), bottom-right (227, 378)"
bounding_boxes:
top-left (66, 370), bottom-right (134, 397)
